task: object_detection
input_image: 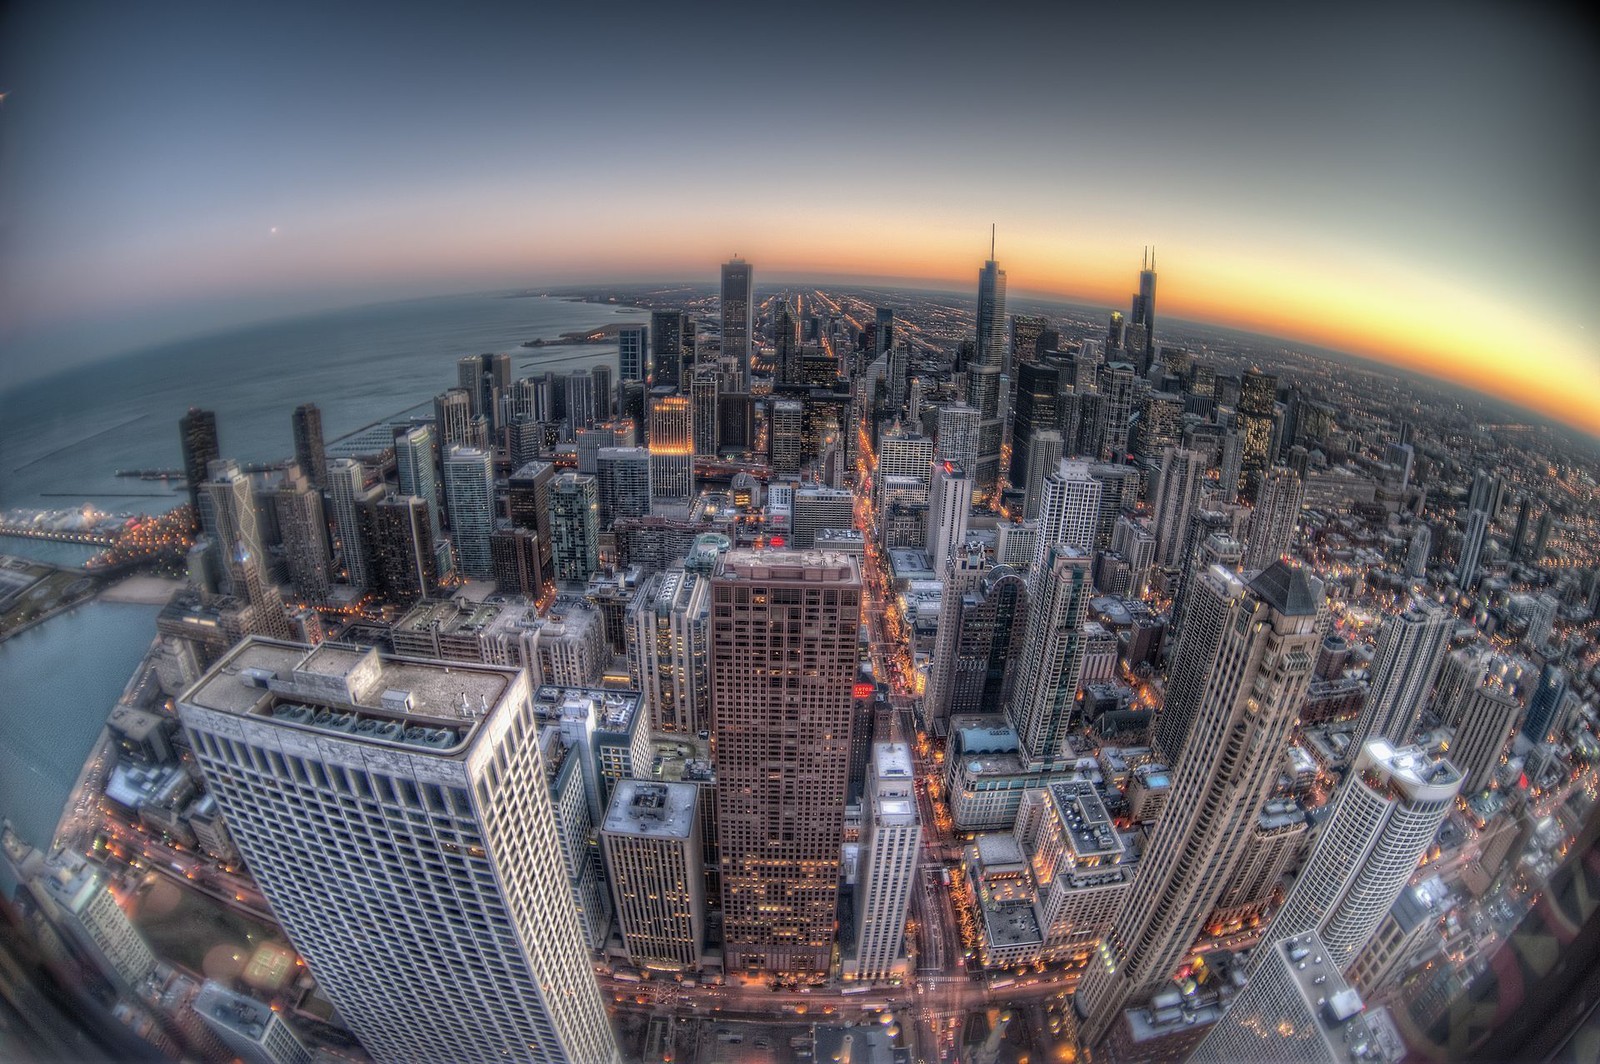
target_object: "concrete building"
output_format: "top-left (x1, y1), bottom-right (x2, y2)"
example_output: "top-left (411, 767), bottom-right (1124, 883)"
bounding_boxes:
top-left (712, 550), bottom-right (861, 976)
top-left (1349, 600), bottom-right (1452, 751)
top-left (848, 743), bottom-right (920, 982)
top-left (191, 980), bottom-right (313, 1064)
top-left (177, 639), bottom-right (619, 1064)
top-left (601, 780), bottom-right (704, 972)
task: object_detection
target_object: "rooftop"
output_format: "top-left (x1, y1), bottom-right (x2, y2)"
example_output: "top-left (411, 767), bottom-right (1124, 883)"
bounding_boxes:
top-left (876, 743), bottom-right (914, 779)
top-left (602, 780), bottom-right (697, 839)
top-left (1248, 560), bottom-right (1324, 617)
top-left (1047, 780), bottom-right (1123, 860)
top-left (533, 685), bottom-right (643, 733)
top-left (192, 981), bottom-right (281, 1044)
top-left (1267, 931), bottom-right (1405, 1062)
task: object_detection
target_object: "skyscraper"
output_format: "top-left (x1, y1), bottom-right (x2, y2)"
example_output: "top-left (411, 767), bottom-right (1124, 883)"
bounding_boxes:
top-left (325, 458), bottom-right (377, 590)
top-left (711, 550), bottom-right (861, 976)
top-left (1262, 739), bottom-right (1461, 970)
top-left (1011, 361), bottom-right (1061, 485)
top-left (1521, 663), bottom-right (1569, 745)
top-left (1151, 446), bottom-right (1207, 570)
top-left (177, 639), bottom-right (620, 1064)
top-left (394, 425), bottom-right (441, 540)
top-left (976, 240), bottom-right (1007, 369)
top-left (1007, 545), bottom-right (1092, 766)
top-left (720, 258), bottom-right (754, 385)
top-left (617, 324), bottom-right (648, 383)
top-left (1030, 459), bottom-right (1102, 580)
top-left (197, 459), bottom-right (266, 599)
top-left (508, 460), bottom-right (556, 583)
top-left (367, 495), bottom-right (436, 602)
top-left (926, 460), bottom-right (972, 571)
top-left (648, 392), bottom-right (694, 510)
top-left (433, 389), bottom-right (474, 451)
top-left (1237, 368), bottom-right (1278, 485)
top-left (549, 472), bottom-right (600, 584)
top-left (1449, 673), bottom-right (1523, 794)
top-left (690, 367), bottom-right (720, 458)
top-left (1349, 600), bottom-right (1452, 750)
top-left (1130, 247), bottom-right (1157, 371)
top-left (1150, 565), bottom-right (1249, 768)
top-left (595, 446), bottom-right (651, 529)
top-left (601, 780), bottom-right (704, 972)
top-left (1190, 931), bottom-right (1398, 1064)
top-left (648, 310), bottom-right (686, 390)
top-left (1243, 465), bottom-right (1305, 569)
top-left (1022, 429), bottom-right (1065, 521)
top-left (628, 567), bottom-right (712, 736)
top-left (443, 446), bottom-right (494, 579)
top-left (1457, 507), bottom-right (1489, 589)
top-left (291, 403), bottom-right (327, 490)
top-left (847, 743), bottom-right (919, 983)
top-left (179, 407), bottom-right (220, 518)
top-left (1076, 562), bottom-right (1323, 1049)
top-left (273, 466), bottom-right (331, 604)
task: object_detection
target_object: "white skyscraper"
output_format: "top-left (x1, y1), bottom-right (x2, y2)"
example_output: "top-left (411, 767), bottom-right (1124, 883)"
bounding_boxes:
top-left (848, 743), bottom-right (920, 982)
top-left (1405, 523), bottom-right (1431, 579)
top-left (1030, 460), bottom-right (1102, 586)
top-left (934, 403), bottom-right (981, 473)
top-left (443, 445), bottom-right (494, 579)
top-left (177, 639), bottom-right (619, 1064)
top-left (926, 460), bottom-right (973, 570)
top-left (874, 427), bottom-right (935, 509)
top-left (326, 457), bottom-right (376, 590)
top-left (1243, 465), bottom-right (1305, 569)
top-left (1261, 740), bottom-right (1462, 970)
top-left (1350, 600), bottom-right (1452, 750)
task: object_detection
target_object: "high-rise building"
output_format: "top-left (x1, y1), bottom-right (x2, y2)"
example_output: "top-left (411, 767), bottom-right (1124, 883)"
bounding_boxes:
top-left (1243, 465), bottom-right (1305, 569)
top-left (291, 403), bottom-right (327, 490)
top-left (875, 427), bottom-right (935, 507)
top-left (549, 472), bottom-right (600, 584)
top-left (773, 296), bottom-right (802, 385)
top-left (1150, 565), bottom-right (1249, 767)
top-left (1130, 247), bottom-right (1157, 371)
top-left (192, 980), bottom-right (314, 1064)
top-left (1008, 545), bottom-right (1092, 766)
top-left (1096, 362), bottom-right (1136, 463)
top-left (720, 259), bottom-right (754, 384)
top-left (394, 425), bottom-right (441, 539)
top-left (508, 460), bottom-right (556, 582)
top-left (711, 550), bottom-right (861, 976)
top-left (926, 460), bottom-right (973, 571)
top-left (433, 389), bottom-right (474, 452)
top-left (1262, 739), bottom-right (1461, 970)
top-left (179, 408), bottom-right (221, 518)
top-left (924, 543), bottom-right (991, 725)
top-left (627, 567), bottom-right (712, 736)
top-left (874, 307), bottom-right (895, 360)
top-left (1457, 507), bottom-right (1489, 589)
top-left (1449, 672), bottom-right (1523, 794)
top-left (197, 460), bottom-right (291, 638)
top-left (443, 446), bottom-right (494, 579)
top-left (1405, 524), bottom-right (1432, 579)
top-left (177, 639), bottom-right (619, 1064)
top-left (566, 370), bottom-right (598, 431)
top-left (648, 393), bottom-right (694, 510)
top-left (1011, 361), bottom-right (1062, 485)
top-left (1189, 930), bottom-right (1399, 1064)
top-left (325, 458), bottom-right (378, 590)
top-left (1022, 429), bottom-right (1065, 521)
top-left (1236, 368), bottom-right (1278, 485)
top-left (1151, 446), bottom-right (1207, 570)
top-left (976, 247), bottom-right (1007, 369)
top-left (489, 524), bottom-right (543, 599)
top-left (769, 399), bottom-right (804, 476)
top-left (1522, 662), bottom-right (1568, 744)
top-left (601, 780), bottom-right (704, 972)
top-left (1075, 562), bottom-right (1323, 1049)
top-left (1523, 593), bottom-right (1558, 652)
top-left (690, 367), bottom-right (720, 457)
top-left (1011, 314), bottom-right (1049, 368)
top-left (1030, 460), bottom-right (1102, 581)
top-left (934, 402), bottom-right (981, 474)
top-left (847, 743), bottom-right (919, 983)
top-left (650, 310), bottom-right (687, 390)
top-left (792, 486), bottom-right (855, 549)
top-left (1015, 780), bottom-right (1134, 957)
top-left (367, 495), bottom-right (436, 602)
top-left (618, 324), bottom-right (648, 383)
top-left (274, 466), bottom-right (332, 604)
top-left (595, 446), bottom-right (652, 529)
top-left (1349, 600), bottom-right (1452, 750)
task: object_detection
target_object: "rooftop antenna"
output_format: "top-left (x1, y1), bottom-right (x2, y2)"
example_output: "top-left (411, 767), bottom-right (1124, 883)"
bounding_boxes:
top-left (1143, 245), bottom-right (1148, 270)
top-left (1152, 246), bottom-right (1156, 270)
top-left (990, 224), bottom-right (996, 261)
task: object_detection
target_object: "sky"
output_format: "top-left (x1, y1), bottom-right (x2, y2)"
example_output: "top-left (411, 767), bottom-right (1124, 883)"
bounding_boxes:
top-left (1, 1), bottom-right (1596, 432)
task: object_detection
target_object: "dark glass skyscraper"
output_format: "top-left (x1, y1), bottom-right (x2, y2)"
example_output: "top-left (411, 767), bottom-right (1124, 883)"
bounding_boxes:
top-left (720, 258), bottom-right (754, 384)
top-left (291, 403), bottom-right (327, 490)
top-left (178, 407), bottom-right (220, 518)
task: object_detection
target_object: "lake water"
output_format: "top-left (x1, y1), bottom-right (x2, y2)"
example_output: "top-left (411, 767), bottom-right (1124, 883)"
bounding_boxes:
top-left (0, 292), bottom-right (648, 851)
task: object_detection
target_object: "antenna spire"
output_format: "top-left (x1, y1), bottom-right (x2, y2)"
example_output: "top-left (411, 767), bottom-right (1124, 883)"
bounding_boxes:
top-left (990, 223), bottom-right (995, 261)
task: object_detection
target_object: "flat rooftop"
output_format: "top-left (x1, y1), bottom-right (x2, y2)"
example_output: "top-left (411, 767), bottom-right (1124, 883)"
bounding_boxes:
top-left (875, 742), bottom-right (914, 779)
top-left (533, 685), bottom-right (643, 732)
top-left (1269, 931), bottom-right (1405, 1062)
top-left (1047, 780), bottom-right (1123, 860)
top-left (182, 639), bottom-right (516, 751)
top-left (602, 780), bottom-right (697, 839)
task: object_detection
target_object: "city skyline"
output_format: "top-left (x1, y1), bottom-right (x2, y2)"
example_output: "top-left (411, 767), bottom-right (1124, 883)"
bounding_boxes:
top-left (2, 3), bottom-right (1597, 436)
